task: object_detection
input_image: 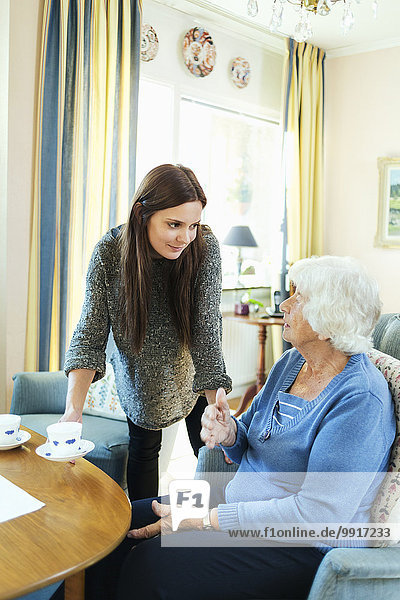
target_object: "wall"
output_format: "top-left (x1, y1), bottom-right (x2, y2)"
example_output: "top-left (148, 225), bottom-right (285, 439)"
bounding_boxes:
top-left (325, 46), bottom-right (400, 312)
top-left (5, 0), bottom-right (42, 409)
top-left (0, 0), bottom-right (10, 412)
top-left (141, 0), bottom-right (283, 121)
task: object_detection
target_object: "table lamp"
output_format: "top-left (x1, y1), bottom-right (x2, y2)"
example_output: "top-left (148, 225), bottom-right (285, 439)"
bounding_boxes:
top-left (223, 225), bottom-right (258, 287)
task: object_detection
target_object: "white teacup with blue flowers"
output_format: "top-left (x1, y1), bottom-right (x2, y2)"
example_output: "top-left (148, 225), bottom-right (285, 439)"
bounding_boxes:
top-left (46, 422), bottom-right (82, 457)
top-left (0, 414), bottom-right (21, 445)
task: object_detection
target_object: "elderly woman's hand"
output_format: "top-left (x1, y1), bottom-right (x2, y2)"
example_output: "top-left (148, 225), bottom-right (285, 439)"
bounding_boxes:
top-left (200, 387), bottom-right (237, 449)
top-left (127, 500), bottom-right (214, 540)
top-left (127, 500), bottom-right (169, 540)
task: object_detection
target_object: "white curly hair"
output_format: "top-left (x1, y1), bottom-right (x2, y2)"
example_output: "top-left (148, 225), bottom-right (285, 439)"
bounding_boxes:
top-left (288, 255), bottom-right (382, 355)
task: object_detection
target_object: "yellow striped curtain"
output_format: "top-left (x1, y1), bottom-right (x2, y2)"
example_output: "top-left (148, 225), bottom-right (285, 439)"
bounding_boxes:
top-left (283, 38), bottom-right (325, 264)
top-left (26, 0), bottom-right (142, 372)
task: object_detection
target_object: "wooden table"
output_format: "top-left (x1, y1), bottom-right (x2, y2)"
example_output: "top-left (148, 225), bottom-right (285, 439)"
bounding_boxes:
top-left (0, 428), bottom-right (131, 600)
top-left (224, 313), bottom-right (284, 416)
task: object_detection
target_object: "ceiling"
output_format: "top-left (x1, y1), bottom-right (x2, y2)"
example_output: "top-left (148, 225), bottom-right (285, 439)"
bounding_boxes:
top-left (154, 0), bottom-right (400, 57)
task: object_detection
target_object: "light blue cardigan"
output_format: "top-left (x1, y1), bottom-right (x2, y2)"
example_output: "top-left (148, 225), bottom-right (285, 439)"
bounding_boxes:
top-left (218, 349), bottom-right (395, 548)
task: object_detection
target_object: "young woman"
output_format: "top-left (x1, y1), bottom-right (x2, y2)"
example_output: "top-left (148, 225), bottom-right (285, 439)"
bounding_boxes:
top-left (61, 164), bottom-right (232, 500)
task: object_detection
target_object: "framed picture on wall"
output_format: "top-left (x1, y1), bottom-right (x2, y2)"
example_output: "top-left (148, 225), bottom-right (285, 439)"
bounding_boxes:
top-left (375, 157), bottom-right (400, 247)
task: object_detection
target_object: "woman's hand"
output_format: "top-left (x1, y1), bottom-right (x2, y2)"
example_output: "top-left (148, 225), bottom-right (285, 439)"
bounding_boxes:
top-left (200, 388), bottom-right (237, 449)
top-left (127, 500), bottom-right (208, 540)
top-left (58, 407), bottom-right (83, 464)
top-left (58, 370), bottom-right (93, 463)
top-left (59, 369), bottom-right (95, 424)
top-left (59, 407), bottom-right (83, 423)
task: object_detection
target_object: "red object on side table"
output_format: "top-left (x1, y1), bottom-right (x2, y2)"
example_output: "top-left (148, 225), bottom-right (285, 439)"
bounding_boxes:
top-left (234, 302), bottom-right (249, 315)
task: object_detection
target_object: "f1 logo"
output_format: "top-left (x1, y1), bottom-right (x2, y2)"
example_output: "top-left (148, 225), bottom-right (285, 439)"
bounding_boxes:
top-left (168, 479), bottom-right (210, 531)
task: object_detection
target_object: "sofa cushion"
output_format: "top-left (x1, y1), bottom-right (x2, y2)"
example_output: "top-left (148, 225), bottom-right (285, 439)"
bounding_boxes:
top-left (20, 413), bottom-right (129, 487)
top-left (368, 349), bottom-right (400, 545)
top-left (83, 363), bottom-right (126, 421)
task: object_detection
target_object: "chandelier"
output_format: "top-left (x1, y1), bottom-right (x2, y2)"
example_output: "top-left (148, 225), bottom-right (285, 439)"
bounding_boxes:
top-left (246, 0), bottom-right (379, 43)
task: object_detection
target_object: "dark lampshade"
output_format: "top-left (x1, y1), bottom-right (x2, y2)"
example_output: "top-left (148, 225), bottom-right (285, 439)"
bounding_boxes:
top-left (223, 225), bottom-right (257, 248)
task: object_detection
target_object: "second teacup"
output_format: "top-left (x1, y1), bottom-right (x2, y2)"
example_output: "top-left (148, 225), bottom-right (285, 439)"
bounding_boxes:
top-left (46, 422), bottom-right (82, 457)
top-left (0, 414), bottom-right (21, 445)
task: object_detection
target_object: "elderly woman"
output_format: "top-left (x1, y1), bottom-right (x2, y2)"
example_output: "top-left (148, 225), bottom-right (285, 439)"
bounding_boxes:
top-left (84, 255), bottom-right (395, 600)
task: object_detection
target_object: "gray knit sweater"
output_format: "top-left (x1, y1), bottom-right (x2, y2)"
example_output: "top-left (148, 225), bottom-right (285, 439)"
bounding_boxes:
top-left (64, 227), bottom-right (232, 429)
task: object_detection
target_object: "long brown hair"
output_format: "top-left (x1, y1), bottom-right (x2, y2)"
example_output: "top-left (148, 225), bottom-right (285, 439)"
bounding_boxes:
top-left (119, 164), bottom-right (208, 353)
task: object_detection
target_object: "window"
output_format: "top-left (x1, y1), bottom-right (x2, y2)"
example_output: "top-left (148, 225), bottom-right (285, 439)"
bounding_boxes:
top-left (179, 98), bottom-right (283, 287)
top-left (136, 79), bottom-right (284, 288)
top-left (136, 79), bottom-right (174, 185)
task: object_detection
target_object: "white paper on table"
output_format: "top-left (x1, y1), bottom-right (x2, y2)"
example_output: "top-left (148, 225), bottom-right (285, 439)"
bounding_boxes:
top-left (0, 474), bottom-right (45, 523)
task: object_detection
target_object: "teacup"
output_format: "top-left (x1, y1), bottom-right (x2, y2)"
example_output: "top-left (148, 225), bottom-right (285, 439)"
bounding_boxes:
top-left (0, 414), bottom-right (21, 445)
top-left (46, 422), bottom-right (82, 457)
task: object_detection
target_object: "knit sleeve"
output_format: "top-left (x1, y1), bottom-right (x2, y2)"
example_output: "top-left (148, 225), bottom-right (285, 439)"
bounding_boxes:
top-left (219, 417), bottom-right (249, 464)
top-left (64, 240), bottom-right (110, 382)
top-left (190, 231), bottom-right (232, 394)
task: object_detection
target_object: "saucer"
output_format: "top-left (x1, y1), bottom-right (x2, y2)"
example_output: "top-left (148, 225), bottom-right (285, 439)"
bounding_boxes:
top-left (0, 430), bottom-right (31, 450)
top-left (35, 439), bottom-right (95, 462)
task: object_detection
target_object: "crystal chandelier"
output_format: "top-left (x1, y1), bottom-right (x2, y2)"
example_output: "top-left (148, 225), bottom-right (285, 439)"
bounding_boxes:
top-left (246, 0), bottom-right (379, 43)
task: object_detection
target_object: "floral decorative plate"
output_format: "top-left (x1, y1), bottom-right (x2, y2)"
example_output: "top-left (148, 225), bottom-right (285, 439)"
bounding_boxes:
top-left (182, 27), bottom-right (216, 78)
top-left (231, 57), bottom-right (251, 89)
top-left (141, 24), bottom-right (159, 62)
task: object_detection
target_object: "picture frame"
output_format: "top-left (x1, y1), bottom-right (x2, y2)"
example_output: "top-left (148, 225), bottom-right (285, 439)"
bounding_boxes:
top-left (375, 157), bottom-right (400, 247)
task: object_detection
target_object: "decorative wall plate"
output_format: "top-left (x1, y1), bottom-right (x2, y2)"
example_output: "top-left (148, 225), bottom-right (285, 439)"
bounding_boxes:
top-left (231, 57), bottom-right (251, 89)
top-left (182, 27), bottom-right (216, 78)
top-left (141, 24), bottom-right (159, 62)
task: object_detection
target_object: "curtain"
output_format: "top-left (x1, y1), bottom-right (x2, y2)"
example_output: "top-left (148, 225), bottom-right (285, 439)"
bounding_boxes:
top-left (25, 0), bottom-right (141, 372)
top-left (283, 38), bottom-right (325, 264)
